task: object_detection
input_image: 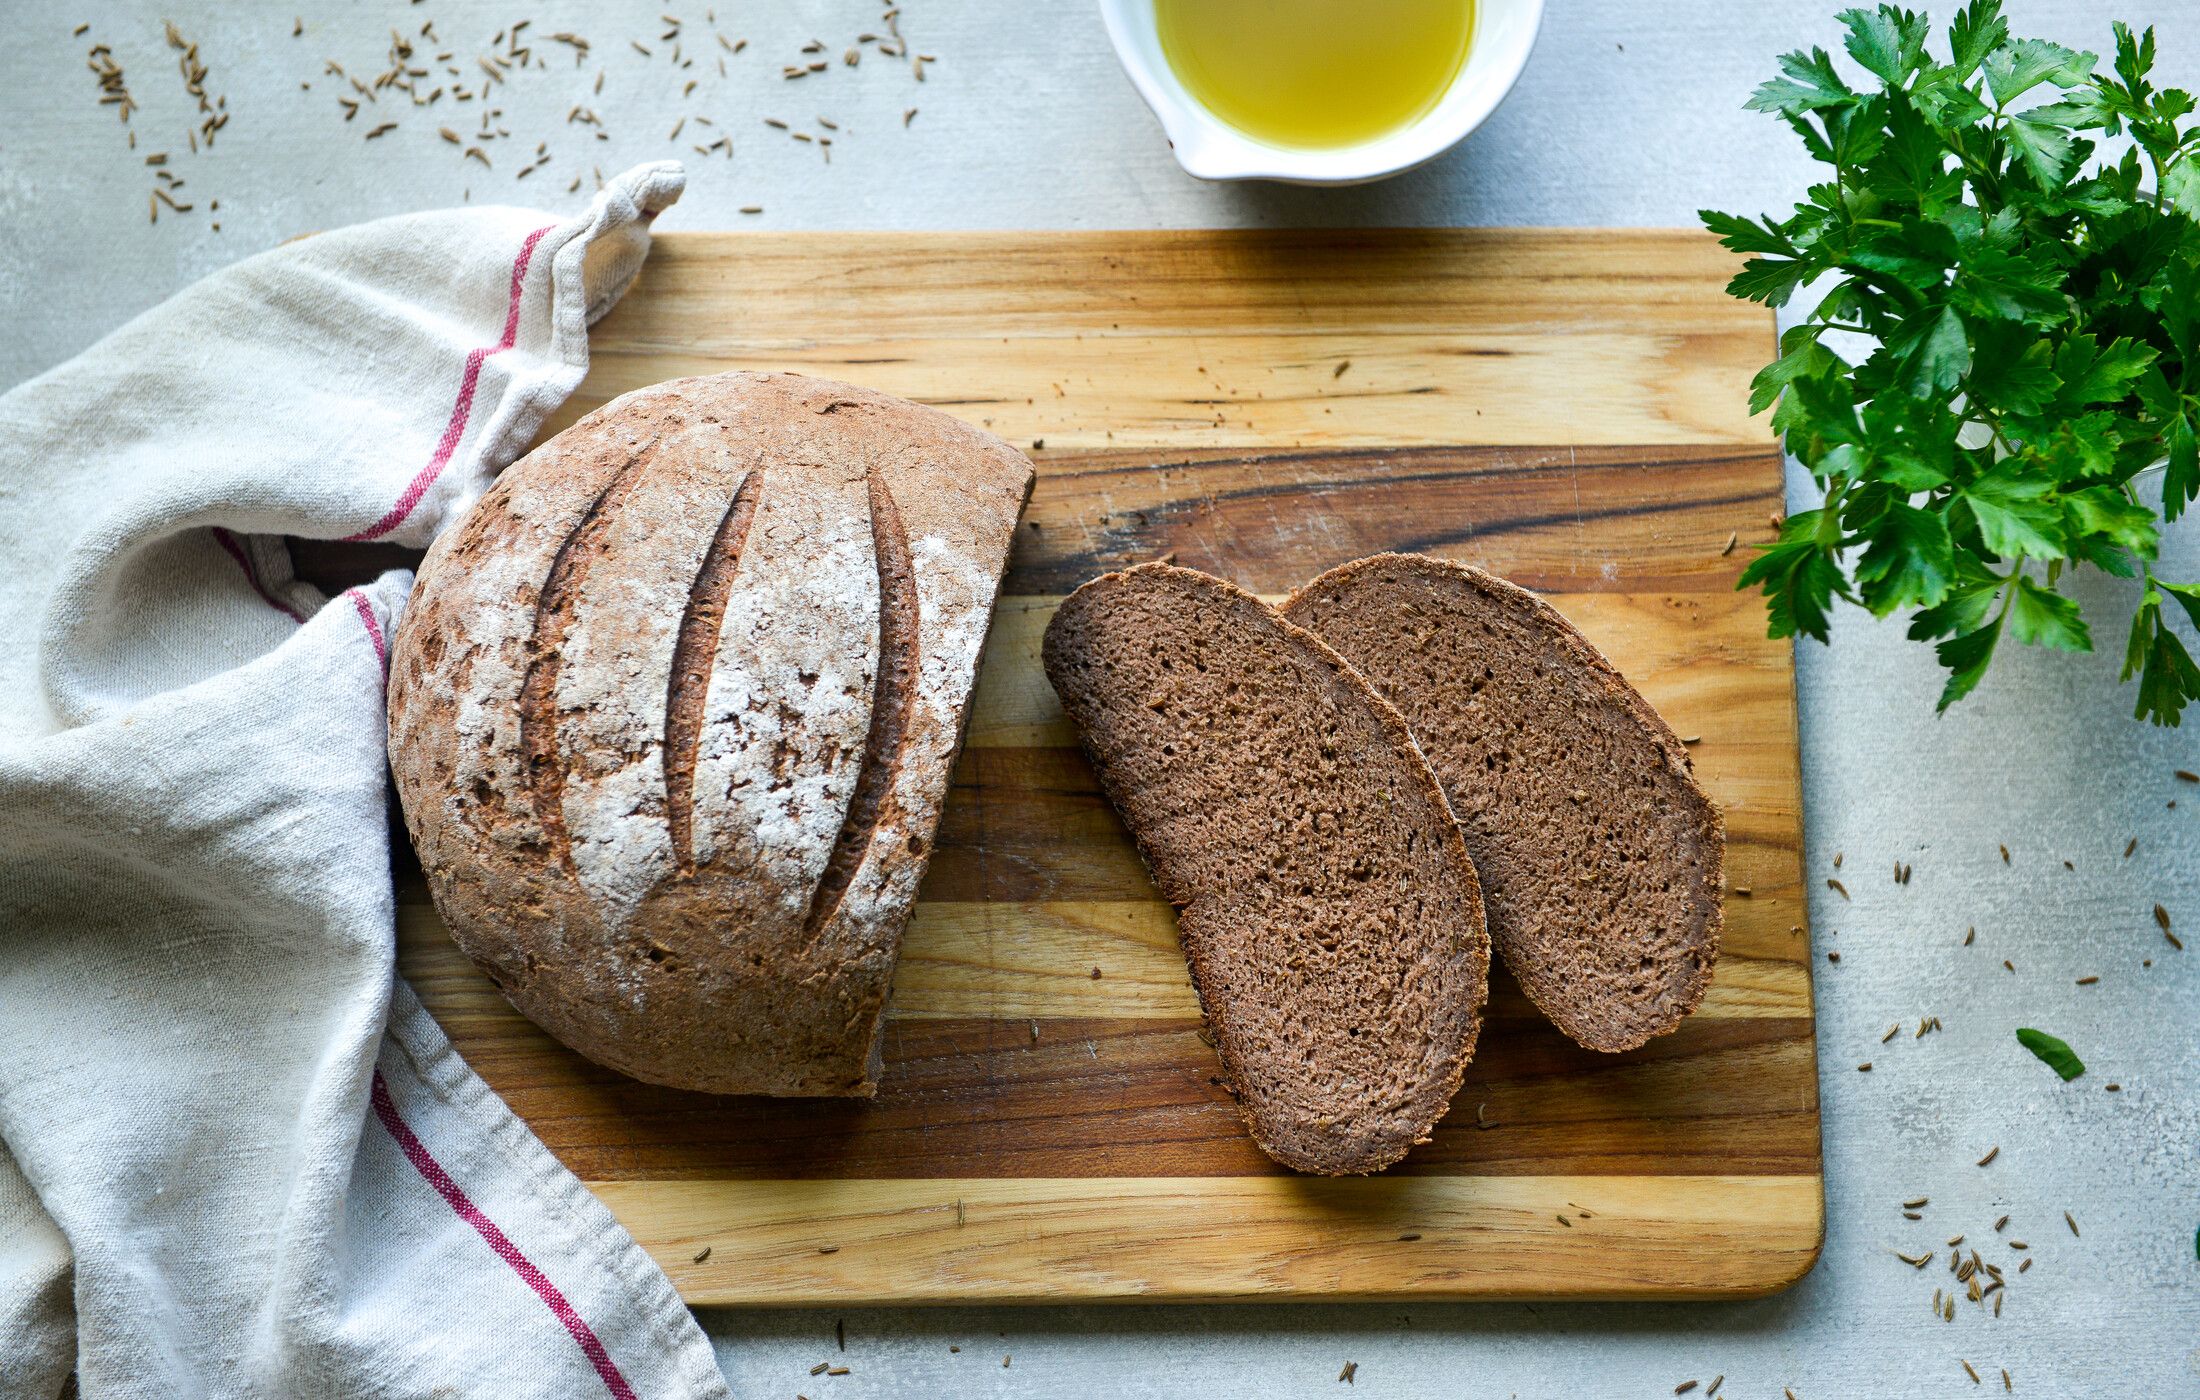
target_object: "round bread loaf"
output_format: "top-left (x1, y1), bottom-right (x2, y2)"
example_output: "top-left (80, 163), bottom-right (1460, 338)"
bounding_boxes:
top-left (387, 371), bottom-right (1033, 1096)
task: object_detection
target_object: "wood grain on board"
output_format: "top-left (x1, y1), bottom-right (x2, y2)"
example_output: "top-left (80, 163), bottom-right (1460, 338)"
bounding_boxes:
top-left (389, 228), bottom-right (1821, 1302)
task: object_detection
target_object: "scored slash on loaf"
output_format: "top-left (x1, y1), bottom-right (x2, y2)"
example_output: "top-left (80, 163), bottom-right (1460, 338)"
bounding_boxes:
top-left (388, 372), bottom-right (1033, 1097)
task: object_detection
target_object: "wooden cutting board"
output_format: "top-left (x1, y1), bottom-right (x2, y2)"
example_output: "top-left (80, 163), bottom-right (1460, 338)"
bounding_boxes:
top-left (396, 228), bottom-right (1821, 1304)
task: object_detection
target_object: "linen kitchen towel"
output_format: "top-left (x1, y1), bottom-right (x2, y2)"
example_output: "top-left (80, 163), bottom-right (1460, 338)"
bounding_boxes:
top-left (0, 161), bottom-right (730, 1400)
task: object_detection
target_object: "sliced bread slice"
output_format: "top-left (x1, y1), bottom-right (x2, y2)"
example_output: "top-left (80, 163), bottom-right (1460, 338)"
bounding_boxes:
top-left (1283, 553), bottom-right (1722, 1053)
top-left (1042, 564), bottom-right (1489, 1175)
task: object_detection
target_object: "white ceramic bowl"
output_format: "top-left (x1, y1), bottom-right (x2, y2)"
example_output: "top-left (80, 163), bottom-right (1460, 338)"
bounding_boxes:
top-left (1099, 0), bottom-right (1543, 185)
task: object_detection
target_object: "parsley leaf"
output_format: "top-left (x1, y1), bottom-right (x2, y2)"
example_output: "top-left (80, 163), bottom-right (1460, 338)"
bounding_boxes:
top-left (1709, 3), bottom-right (2200, 724)
top-left (1853, 501), bottom-right (1957, 615)
top-left (1949, 0), bottom-right (2009, 77)
top-left (2008, 575), bottom-right (2091, 650)
top-left (1961, 467), bottom-right (2065, 560)
top-left (1740, 511), bottom-right (1851, 641)
top-left (1840, 5), bottom-right (1932, 83)
top-left (2016, 1027), bottom-right (2086, 1080)
top-left (1747, 47), bottom-right (1858, 117)
top-left (1985, 39), bottom-right (2094, 107)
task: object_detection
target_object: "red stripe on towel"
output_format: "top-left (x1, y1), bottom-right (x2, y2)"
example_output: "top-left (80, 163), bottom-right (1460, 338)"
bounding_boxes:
top-left (369, 1071), bottom-right (639, 1400)
top-left (211, 527), bottom-right (307, 624)
top-left (343, 224), bottom-right (555, 543)
top-left (346, 589), bottom-right (387, 664)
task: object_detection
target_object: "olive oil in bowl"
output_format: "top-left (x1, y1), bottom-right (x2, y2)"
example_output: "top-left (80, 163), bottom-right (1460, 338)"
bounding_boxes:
top-left (1154, 0), bottom-right (1476, 150)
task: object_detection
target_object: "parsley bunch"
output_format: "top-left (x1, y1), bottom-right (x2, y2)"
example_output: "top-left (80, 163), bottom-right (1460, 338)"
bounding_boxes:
top-left (1705, 3), bottom-right (2200, 722)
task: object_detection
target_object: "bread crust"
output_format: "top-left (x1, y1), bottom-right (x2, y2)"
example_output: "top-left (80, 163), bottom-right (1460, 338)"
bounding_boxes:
top-left (1284, 553), bottom-right (1724, 1053)
top-left (1043, 564), bottom-right (1490, 1175)
top-left (388, 372), bottom-right (1032, 1096)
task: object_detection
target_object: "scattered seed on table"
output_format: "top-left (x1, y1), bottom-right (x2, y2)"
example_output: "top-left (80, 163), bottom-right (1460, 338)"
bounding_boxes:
top-left (2076, 975), bottom-right (2099, 986)
top-left (2003, 959), bottom-right (2015, 972)
top-left (1827, 878), bottom-right (1849, 900)
top-left (1894, 1250), bottom-right (1930, 1267)
top-left (1674, 1384), bottom-right (1697, 1396)
top-left (2018, 1257), bottom-right (2032, 1273)
top-left (1977, 1146), bottom-right (1999, 1166)
top-left (809, 1363), bottom-right (829, 1376)
top-left (2000, 844), bottom-right (2010, 864)
top-left (1962, 1359), bottom-right (1980, 1383)
top-left (1721, 531), bottom-right (1737, 556)
top-left (1882, 1025), bottom-right (1900, 1043)
top-left (1859, 1062), bottom-right (1873, 1072)
top-left (2177, 769), bottom-right (2197, 783)
top-left (2124, 837), bottom-right (2137, 858)
top-left (1903, 1197), bottom-right (1929, 1208)
top-left (1993, 1216), bottom-right (2008, 1232)
top-left (1965, 927), bottom-right (1976, 945)
top-left (2064, 1212), bottom-right (2080, 1236)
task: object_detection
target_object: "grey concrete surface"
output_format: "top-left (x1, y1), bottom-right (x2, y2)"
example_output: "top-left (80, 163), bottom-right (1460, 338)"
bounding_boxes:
top-left (5, 2), bottom-right (2197, 1396)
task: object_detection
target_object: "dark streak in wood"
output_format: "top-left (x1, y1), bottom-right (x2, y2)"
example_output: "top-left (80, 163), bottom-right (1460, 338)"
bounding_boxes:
top-left (1003, 444), bottom-right (1785, 595)
top-left (450, 1001), bottom-right (1818, 1182)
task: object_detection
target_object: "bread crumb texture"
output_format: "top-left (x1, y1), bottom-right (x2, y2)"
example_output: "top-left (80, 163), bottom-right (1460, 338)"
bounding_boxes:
top-left (1286, 554), bottom-right (1722, 1053)
top-left (1043, 564), bottom-right (1489, 1174)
